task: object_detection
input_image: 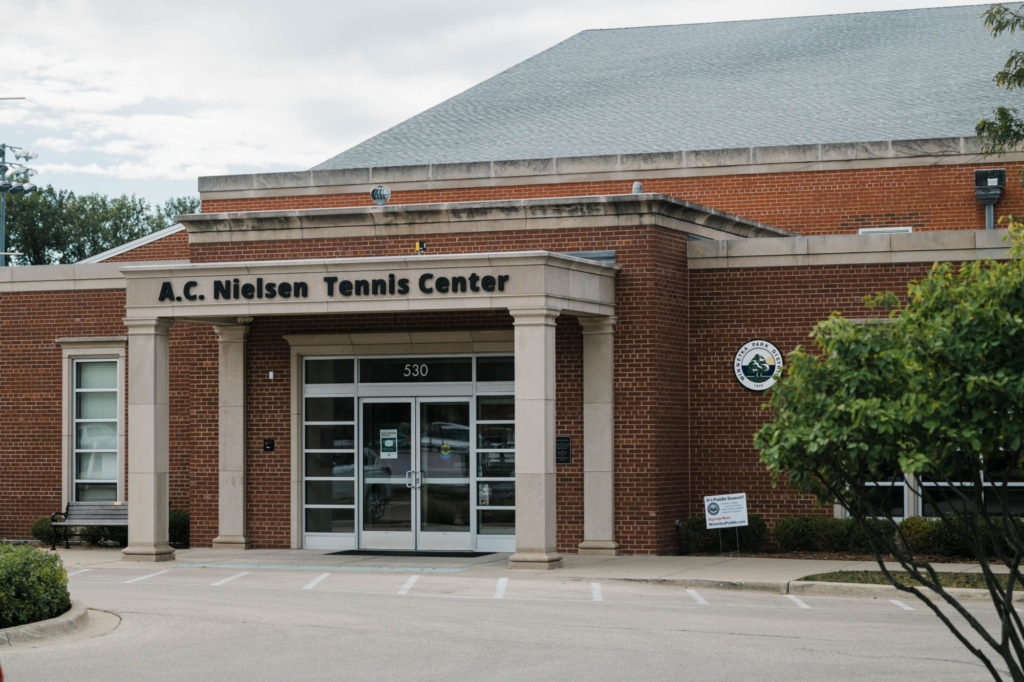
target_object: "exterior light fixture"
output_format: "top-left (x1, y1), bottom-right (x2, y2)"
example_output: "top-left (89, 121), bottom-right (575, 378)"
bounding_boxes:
top-left (632, 181), bottom-right (643, 194)
top-left (0, 144), bottom-right (39, 266)
top-left (975, 169), bottom-right (1005, 230)
top-left (370, 185), bottom-right (391, 206)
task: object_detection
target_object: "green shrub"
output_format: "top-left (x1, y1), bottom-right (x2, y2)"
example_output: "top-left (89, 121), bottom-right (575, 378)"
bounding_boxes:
top-left (169, 509), bottom-right (190, 548)
top-left (681, 514), bottom-right (767, 553)
top-left (806, 516), bottom-right (850, 552)
top-left (774, 516), bottom-right (812, 551)
top-left (0, 544), bottom-right (71, 628)
top-left (847, 517), bottom-right (898, 554)
top-left (30, 516), bottom-right (56, 546)
top-left (930, 517), bottom-right (981, 558)
top-left (718, 514), bottom-right (767, 553)
top-left (681, 516), bottom-right (714, 553)
top-left (898, 516), bottom-right (938, 554)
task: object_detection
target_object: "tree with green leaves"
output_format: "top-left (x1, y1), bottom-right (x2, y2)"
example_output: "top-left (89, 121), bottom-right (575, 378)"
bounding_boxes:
top-left (755, 222), bottom-right (1024, 680)
top-left (4, 188), bottom-right (198, 265)
top-left (978, 4), bottom-right (1024, 156)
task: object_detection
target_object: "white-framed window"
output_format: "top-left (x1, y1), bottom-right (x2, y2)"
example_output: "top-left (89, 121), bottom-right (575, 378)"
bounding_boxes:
top-left (59, 338), bottom-right (126, 504)
top-left (73, 359), bottom-right (119, 500)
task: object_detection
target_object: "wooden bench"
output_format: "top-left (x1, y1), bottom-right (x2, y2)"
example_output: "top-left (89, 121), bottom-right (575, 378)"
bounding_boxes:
top-left (50, 501), bottom-right (128, 550)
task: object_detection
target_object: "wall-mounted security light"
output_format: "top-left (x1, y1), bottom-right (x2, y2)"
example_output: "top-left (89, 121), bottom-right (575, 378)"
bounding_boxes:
top-left (975, 169), bottom-right (1006, 230)
top-left (631, 181), bottom-right (643, 194)
top-left (370, 185), bottom-right (391, 206)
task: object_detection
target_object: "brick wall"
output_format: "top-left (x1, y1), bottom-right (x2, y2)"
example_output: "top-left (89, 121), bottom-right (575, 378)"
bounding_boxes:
top-left (106, 229), bottom-right (189, 263)
top-left (0, 289), bottom-right (127, 540)
top-left (687, 262), bottom-right (937, 527)
top-left (0, 229), bottom-right (967, 554)
top-left (200, 161), bottom-right (1024, 236)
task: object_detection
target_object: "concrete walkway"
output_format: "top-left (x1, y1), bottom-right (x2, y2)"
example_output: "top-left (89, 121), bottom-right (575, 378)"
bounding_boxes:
top-left (52, 545), bottom-right (994, 590)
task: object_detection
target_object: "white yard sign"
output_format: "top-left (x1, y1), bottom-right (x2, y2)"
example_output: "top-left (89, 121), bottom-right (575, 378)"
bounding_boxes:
top-left (704, 493), bottom-right (749, 529)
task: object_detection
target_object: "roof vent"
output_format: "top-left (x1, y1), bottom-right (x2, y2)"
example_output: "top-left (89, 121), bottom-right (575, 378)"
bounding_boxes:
top-left (370, 185), bottom-right (391, 206)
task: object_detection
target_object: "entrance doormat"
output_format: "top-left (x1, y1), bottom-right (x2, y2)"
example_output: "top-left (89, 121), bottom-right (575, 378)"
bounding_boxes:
top-left (327, 550), bottom-right (494, 558)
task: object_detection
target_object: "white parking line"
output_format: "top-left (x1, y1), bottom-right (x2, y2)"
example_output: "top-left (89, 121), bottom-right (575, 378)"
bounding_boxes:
top-left (494, 577), bottom-right (508, 599)
top-left (124, 570), bottom-right (170, 584)
top-left (398, 575), bottom-right (420, 595)
top-left (67, 568), bottom-right (92, 577)
top-left (890, 599), bottom-right (915, 611)
top-left (211, 571), bottom-right (250, 587)
top-left (686, 588), bottom-right (708, 605)
top-left (786, 595), bottom-right (811, 609)
top-left (591, 582), bottom-right (603, 602)
top-left (302, 573), bottom-right (330, 591)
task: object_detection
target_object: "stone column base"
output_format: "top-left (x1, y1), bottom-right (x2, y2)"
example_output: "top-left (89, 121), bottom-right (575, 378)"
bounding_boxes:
top-left (509, 552), bottom-right (563, 569)
top-left (210, 532), bottom-right (252, 548)
top-left (577, 540), bottom-right (620, 556)
top-left (212, 535), bottom-right (252, 549)
top-left (122, 545), bottom-right (175, 562)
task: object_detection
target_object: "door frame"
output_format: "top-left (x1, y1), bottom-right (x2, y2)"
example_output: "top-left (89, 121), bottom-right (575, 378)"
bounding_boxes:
top-left (358, 396), bottom-right (474, 551)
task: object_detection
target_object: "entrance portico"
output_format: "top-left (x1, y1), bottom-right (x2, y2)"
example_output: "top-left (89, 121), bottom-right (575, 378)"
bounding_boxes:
top-left (120, 251), bottom-right (617, 567)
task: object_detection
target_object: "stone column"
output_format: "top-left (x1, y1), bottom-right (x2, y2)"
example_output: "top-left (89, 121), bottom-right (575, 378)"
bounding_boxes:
top-left (508, 307), bottom-right (562, 569)
top-left (212, 324), bottom-right (251, 548)
top-left (578, 316), bottom-right (619, 555)
top-left (122, 318), bottom-right (175, 562)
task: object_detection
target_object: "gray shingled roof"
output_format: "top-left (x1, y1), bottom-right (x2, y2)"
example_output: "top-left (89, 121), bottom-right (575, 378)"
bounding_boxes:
top-left (314, 4), bottom-right (1011, 171)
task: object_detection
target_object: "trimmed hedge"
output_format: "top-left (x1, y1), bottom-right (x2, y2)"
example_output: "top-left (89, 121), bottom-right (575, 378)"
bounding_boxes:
top-left (0, 544), bottom-right (71, 628)
top-left (31, 516), bottom-right (56, 546)
top-left (680, 514), bottom-right (767, 553)
top-left (169, 509), bottom-right (190, 548)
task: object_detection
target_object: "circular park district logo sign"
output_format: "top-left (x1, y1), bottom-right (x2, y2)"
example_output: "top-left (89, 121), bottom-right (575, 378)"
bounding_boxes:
top-left (734, 340), bottom-right (783, 391)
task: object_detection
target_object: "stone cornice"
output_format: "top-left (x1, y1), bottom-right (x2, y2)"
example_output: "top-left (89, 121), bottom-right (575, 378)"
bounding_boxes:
top-left (688, 229), bottom-right (1013, 269)
top-left (179, 193), bottom-right (792, 243)
top-left (198, 137), bottom-right (1017, 200)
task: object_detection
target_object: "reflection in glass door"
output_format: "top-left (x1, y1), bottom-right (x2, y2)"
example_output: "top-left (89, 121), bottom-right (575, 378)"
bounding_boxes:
top-left (361, 401), bottom-right (414, 549)
top-left (359, 399), bottom-right (472, 550)
top-left (418, 401), bottom-right (471, 549)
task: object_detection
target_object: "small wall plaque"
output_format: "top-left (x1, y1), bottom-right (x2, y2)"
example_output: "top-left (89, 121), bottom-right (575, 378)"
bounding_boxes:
top-left (556, 435), bottom-right (572, 465)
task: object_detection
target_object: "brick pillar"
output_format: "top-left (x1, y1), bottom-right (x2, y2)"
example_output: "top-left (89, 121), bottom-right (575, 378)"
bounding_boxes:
top-left (122, 318), bottom-right (175, 562)
top-left (508, 307), bottom-right (562, 569)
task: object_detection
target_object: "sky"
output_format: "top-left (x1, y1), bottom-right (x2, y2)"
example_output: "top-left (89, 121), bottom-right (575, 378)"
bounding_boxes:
top-left (0, 0), bottom-right (990, 207)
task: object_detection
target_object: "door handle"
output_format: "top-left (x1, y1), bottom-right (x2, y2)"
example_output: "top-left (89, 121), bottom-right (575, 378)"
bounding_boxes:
top-left (405, 470), bottom-right (414, 489)
top-left (415, 471), bottom-right (423, 488)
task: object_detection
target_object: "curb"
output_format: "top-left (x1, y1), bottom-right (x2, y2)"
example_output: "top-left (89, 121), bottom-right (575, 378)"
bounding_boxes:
top-left (615, 577), bottom-right (789, 593)
top-left (789, 580), bottom-right (1017, 602)
top-left (0, 600), bottom-right (90, 646)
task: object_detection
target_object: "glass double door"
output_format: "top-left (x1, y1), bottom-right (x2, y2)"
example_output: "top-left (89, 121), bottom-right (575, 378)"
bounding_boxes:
top-left (360, 399), bottom-right (472, 550)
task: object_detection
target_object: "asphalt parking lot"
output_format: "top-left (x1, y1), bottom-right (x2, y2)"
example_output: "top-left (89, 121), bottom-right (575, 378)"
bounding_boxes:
top-left (0, 548), bottom-right (1006, 681)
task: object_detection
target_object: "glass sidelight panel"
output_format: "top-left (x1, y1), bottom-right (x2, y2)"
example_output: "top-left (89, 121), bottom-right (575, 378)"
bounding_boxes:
top-left (475, 395), bottom-right (515, 538)
top-left (302, 394), bottom-right (355, 539)
top-left (305, 508), bottom-right (354, 533)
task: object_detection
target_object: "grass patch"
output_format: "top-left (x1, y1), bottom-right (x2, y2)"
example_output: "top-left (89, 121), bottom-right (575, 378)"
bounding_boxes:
top-left (802, 570), bottom-right (1018, 590)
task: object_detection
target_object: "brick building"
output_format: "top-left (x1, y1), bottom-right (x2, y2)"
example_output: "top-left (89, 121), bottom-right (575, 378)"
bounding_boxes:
top-left (2, 5), bottom-right (1019, 566)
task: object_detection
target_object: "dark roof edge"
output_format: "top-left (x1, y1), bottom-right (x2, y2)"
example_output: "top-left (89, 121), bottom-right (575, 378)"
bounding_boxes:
top-left (199, 136), bottom-right (1003, 196)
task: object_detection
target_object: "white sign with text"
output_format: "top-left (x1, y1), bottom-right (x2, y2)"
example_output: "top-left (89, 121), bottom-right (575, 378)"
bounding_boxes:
top-left (704, 493), bottom-right (749, 529)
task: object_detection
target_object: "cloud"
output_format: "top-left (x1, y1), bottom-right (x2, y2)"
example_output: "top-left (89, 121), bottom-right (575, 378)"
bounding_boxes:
top-left (1, 0), bottom-right (976, 204)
